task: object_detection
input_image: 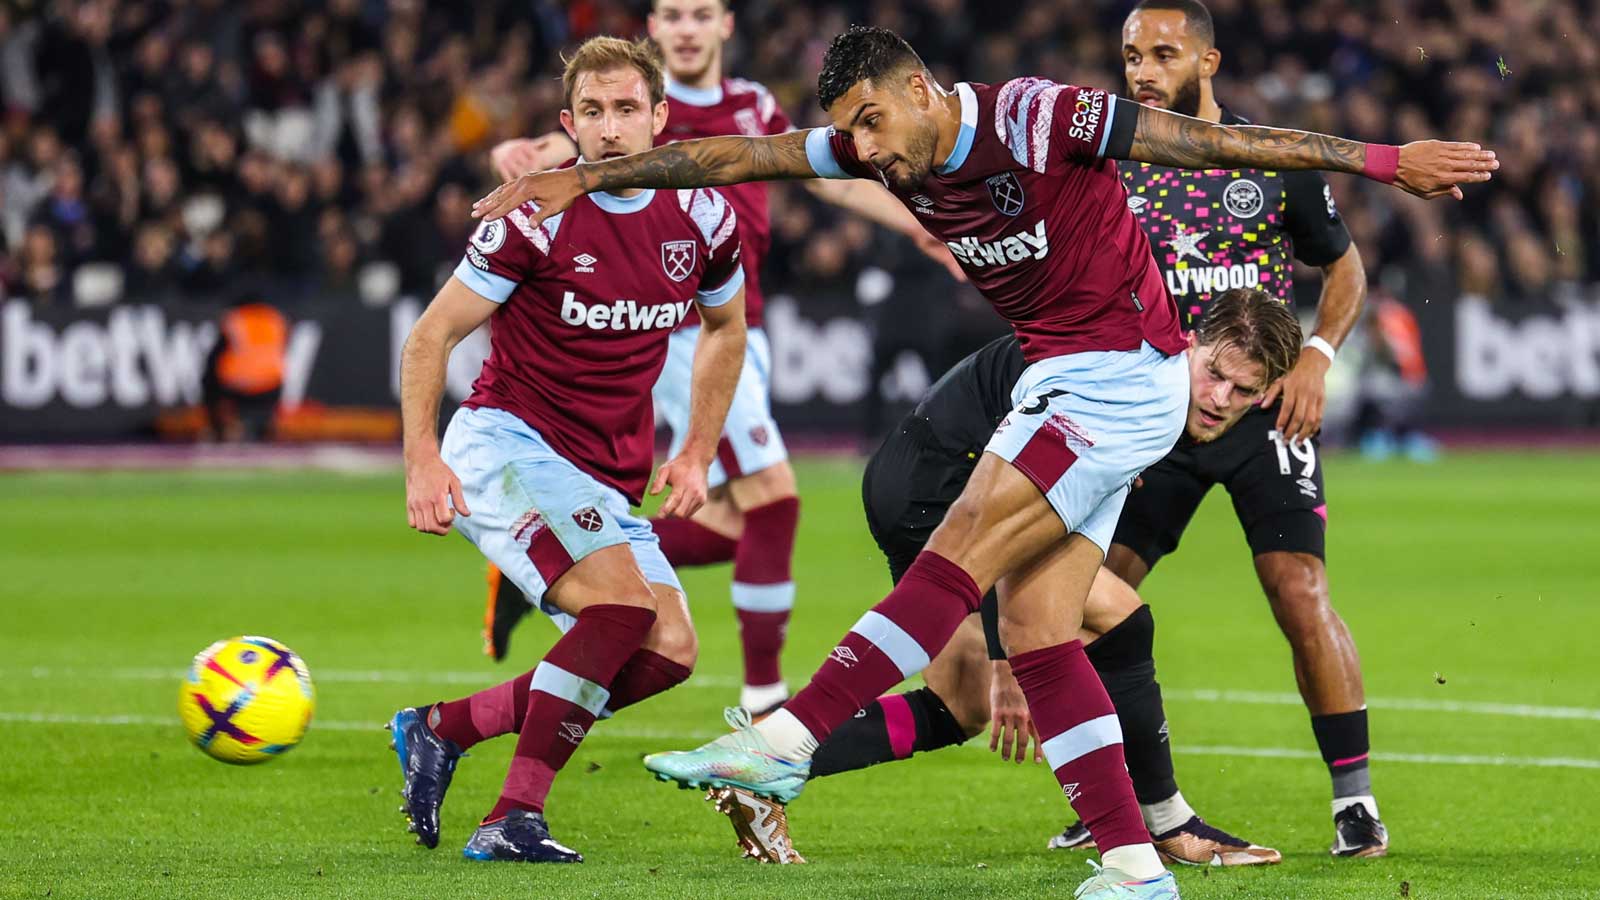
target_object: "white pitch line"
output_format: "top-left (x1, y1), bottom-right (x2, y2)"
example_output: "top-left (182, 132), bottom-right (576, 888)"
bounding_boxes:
top-left (0, 711), bottom-right (720, 741)
top-left (15, 666), bottom-right (743, 690)
top-left (1170, 743), bottom-right (1600, 771)
top-left (1164, 688), bottom-right (1600, 722)
top-left (13, 668), bottom-right (1600, 723)
top-left (3, 711), bottom-right (1597, 771)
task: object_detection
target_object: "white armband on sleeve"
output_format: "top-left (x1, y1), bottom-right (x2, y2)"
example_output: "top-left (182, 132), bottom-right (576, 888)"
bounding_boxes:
top-left (804, 128), bottom-right (852, 180)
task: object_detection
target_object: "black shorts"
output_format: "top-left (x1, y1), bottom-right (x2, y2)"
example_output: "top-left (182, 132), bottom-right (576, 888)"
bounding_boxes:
top-left (862, 417), bottom-right (1005, 658)
top-left (1112, 404), bottom-right (1327, 569)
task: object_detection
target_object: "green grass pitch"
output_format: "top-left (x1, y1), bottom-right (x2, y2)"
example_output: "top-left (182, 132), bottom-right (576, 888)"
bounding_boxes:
top-left (2, 452), bottom-right (1598, 898)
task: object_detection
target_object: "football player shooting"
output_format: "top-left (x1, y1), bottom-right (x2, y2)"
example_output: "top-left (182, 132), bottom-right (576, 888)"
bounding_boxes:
top-left (1089, 0), bottom-right (1388, 859)
top-left (391, 37), bottom-right (747, 863)
top-left (472, 25), bottom-right (1491, 899)
top-left (479, 0), bottom-right (963, 720)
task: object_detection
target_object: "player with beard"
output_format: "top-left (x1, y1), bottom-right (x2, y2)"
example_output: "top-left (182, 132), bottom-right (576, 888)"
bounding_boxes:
top-left (1039, 0), bottom-right (1388, 859)
top-left (479, 0), bottom-right (959, 719)
top-left (472, 25), bottom-right (1491, 897)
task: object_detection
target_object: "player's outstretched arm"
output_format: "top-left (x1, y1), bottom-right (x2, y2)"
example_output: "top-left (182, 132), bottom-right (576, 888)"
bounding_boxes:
top-left (473, 131), bottom-right (816, 224)
top-left (1121, 104), bottom-right (1498, 200)
top-left (400, 278), bottom-right (497, 535)
top-left (651, 289), bottom-right (748, 520)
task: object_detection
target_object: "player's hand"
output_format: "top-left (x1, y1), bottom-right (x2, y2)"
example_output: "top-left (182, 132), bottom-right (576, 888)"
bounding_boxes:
top-left (912, 230), bottom-right (967, 282)
top-left (988, 660), bottom-right (1043, 764)
top-left (489, 134), bottom-right (576, 182)
top-left (650, 453), bottom-right (710, 520)
top-left (405, 454), bottom-right (470, 536)
top-left (1394, 141), bottom-right (1498, 200)
top-left (473, 166), bottom-right (583, 224)
top-left (1262, 349), bottom-right (1331, 443)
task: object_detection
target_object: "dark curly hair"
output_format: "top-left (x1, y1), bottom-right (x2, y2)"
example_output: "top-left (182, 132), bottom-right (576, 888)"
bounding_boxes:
top-left (816, 25), bottom-right (927, 111)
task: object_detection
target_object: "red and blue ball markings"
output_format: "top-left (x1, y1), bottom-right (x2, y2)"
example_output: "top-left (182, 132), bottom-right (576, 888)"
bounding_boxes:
top-left (187, 638), bottom-right (307, 752)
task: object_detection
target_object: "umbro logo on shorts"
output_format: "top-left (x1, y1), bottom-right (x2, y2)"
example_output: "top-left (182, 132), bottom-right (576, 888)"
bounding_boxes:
top-left (572, 507), bottom-right (604, 532)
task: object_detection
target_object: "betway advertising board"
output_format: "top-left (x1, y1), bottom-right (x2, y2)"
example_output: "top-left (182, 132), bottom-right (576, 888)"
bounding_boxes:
top-left (3, 291), bottom-right (1598, 440)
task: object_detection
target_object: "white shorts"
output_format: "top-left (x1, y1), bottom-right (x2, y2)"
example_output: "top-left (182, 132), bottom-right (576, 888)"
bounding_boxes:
top-left (440, 406), bottom-right (682, 633)
top-left (652, 326), bottom-right (789, 489)
top-left (984, 342), bottom-right (1189, 553)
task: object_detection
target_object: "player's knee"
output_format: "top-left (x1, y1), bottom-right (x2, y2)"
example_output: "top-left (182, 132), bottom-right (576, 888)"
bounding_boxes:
top-left (608, 579), bottom-right (661, 615)
top-left (995, 612), bottom-right (1029, 658)
top-left (732, 460), bottom-right (797, 508)
top-left (650, 614), bottom-right (699, 670)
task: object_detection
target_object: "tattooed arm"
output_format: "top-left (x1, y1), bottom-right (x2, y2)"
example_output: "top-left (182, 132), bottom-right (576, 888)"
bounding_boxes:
top-left (473, 131), bottom-right (818, 222)
top-left (1120, 104), bottom-right (1498, 201)
top-left (581, 131), bottom-right (816, 192)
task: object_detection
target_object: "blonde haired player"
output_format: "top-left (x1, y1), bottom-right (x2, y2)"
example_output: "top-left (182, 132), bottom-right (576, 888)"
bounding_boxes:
top-left (391, 36), bottom-right (745, 862)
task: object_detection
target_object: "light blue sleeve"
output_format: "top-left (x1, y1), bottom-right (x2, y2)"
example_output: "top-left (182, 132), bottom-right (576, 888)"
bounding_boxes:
top-left (804, 127), bottom-right (852, 180)
top-left (695, 266), bottom-right (746, 308)
top-left (453, 257), bottom-right (517, 303)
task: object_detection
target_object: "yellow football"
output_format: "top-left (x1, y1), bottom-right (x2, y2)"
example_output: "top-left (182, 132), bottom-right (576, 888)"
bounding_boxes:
top-left (178, 636), bottom-right (315, 764)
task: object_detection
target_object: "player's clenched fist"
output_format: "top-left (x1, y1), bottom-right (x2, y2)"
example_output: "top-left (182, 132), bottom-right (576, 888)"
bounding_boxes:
top-left (405, 454), bottom-right (471, 535)
top-left (1395, 141), bottom-right (1498, 201)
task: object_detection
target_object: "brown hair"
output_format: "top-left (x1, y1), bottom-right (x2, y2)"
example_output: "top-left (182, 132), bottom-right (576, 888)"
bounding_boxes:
top-left (562, 37), bottom-right (666, 110)
top-left (651, 0), bottom-right (729, 11)
top-left (1193, 288), bottom-right (1303, 385)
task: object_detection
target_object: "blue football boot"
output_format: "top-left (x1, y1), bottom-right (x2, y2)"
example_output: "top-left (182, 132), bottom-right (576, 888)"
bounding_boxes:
top-left (386, 706), bottom-right (463, 849)
top-left (463, 810), bottom-right (583, 863)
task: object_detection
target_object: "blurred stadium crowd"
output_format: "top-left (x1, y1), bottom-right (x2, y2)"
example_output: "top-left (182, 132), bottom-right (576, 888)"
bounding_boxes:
top-left (0, 0), bottom-right (1593, 313)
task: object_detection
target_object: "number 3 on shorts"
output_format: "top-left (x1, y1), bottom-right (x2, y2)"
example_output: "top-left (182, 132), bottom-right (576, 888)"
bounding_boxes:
top-left (1267, 429), bottom-right (1316, 478)
top-left (1018, 389), bottom-right (1069, 415)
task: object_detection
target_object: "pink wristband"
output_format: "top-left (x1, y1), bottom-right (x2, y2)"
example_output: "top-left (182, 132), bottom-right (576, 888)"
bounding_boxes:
top-left (1362, 143), bottom-right (1400, 184)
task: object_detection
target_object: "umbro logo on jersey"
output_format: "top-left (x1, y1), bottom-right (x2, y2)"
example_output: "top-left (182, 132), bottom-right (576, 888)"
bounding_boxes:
top-left (946, 219), bottom-right (1049, 268)
top-left (830, 646), bottom-right (859, 667)
top-left (1126, 195), bottom-right (1149, 213)
top-left (560, 292), bottom-right (694, 331)
top-left (573, 253), bottom-right (597, 273)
